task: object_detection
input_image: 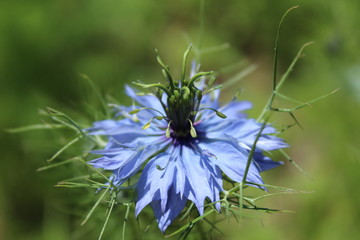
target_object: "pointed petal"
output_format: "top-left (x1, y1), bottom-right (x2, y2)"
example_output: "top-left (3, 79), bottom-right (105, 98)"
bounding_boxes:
top-left (151, 187), bottom-right (187, 232)
top-left (180, 145), bottom-right (214, 214)
top-left (199, 140), bottom-right (263, 185)
top-left (253, 151), bottom-right (283, 172)
top-left (116, 143), bottom-right (164, 181)
top-left (219, 100), bottom-right (252, 119)
top-left (135, 152), bottom-right (172, 216)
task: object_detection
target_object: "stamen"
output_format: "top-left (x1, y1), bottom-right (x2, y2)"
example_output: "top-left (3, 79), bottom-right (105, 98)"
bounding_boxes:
top-left (198, 108), bottom-right (227, 119)
top-left (188, 119), bottom-right (197, 138)
top-left (166, 121), bottom-right (172, 138)
top-left (142, 116), bottom-right (165, 130)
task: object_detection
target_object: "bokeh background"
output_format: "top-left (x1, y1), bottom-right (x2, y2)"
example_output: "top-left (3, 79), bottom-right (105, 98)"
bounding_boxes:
top-left (1, 0), bottom-right (359, 239)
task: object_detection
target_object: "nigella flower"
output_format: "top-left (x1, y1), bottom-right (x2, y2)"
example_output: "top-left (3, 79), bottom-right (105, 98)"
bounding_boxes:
top-left (86, 46), bottom-right (287, 232)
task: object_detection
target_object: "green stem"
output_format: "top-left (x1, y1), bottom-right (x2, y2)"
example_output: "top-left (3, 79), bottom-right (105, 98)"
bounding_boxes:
top-left (242, 118), bottom-right (268, 184)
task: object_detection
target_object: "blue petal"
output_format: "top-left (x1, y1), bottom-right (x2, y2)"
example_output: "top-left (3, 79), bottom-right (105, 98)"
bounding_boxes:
top-left (88, 153), bottom-right (132, 170)
top-left (88, 119), bottom-right (166, 146)
top-left (174, 160), bottom-right (186, 198)
top-left (199, 118), bottom-right (288, 151)
top-left (135, 152), bottom-right (172, 216)
top-left (135, 144), bottom-right (223, 230)
top-left (253, 151), bottom-right (283, 172)
top-left (253, 135), bottom-right (289, 151)
top-left (151, 186), bottom-right (188, 232)
top-left (199, 140), bottom-right (263, 186)
top-left (200, 153), bottom-right (223, 211)
top-left (90, 148), bottom-right (132, 155)
top-left (181, 145), bottom-right (222, 214)
top-left (199, 89), bottom-right (220, 109)
top-left (219, 100), bottom-right (252, 119)
top-left (85, 120), bottom-right (119, 134)
top-left (114, 143), bottom-right (166, 182)
top-left (135, 150), bottom-right (177, 214)
top-left (135, 146), bottom-right (191, 215)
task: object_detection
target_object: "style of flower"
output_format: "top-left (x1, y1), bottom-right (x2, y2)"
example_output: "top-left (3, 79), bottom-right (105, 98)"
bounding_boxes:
top-left (86, 47), bottom-right (287, 232)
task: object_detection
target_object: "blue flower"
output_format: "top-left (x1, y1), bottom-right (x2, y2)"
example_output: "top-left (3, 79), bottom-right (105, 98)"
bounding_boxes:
top-left (86, 52), bottom-right (287, 232)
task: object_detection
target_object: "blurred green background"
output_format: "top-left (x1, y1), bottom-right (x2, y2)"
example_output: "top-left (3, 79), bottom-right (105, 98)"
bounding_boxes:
top-left (1, 0), bottom-right (359, 239)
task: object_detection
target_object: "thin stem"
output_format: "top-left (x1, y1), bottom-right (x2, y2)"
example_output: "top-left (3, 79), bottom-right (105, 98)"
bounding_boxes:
top-left (272, 5), bottom-right (299, 91)
top-left (242, 118), bottom-right (268, 184)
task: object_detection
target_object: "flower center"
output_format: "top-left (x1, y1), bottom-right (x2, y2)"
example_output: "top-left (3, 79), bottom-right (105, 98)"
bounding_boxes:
top-left (132, 45), bottom-right (226, 139)
top-left (165, 82), bottom-right (202, 138)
